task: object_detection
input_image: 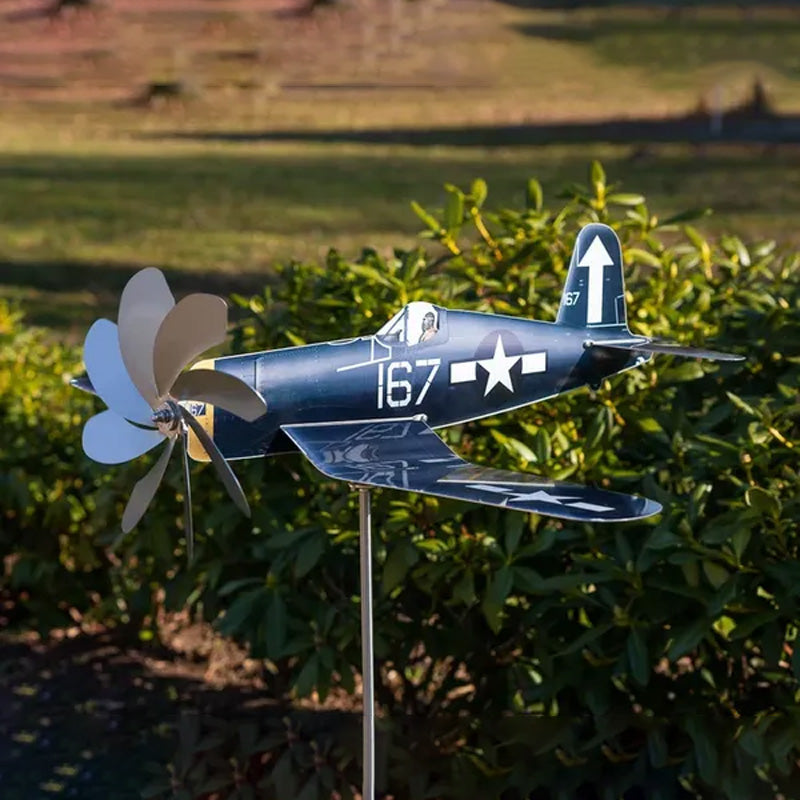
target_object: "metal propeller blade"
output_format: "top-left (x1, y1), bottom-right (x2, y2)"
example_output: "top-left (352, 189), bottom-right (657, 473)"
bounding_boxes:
top-left (153, 294), bottom-right (228, 397)
top-left (118, 267), bottom-right (175, 407)
top-left (180, 406), bottom-right (250, 518)
top-left (84, 319), bottom-right (153, 425)
top-left (172, 369), bottom-right (267, 422)
top-left (78, 267), bottom-right (257, 537)
top-left (122, 437), bottom-right (176, 533)
top-left (181, 430), bottom-right (194, 562)
top-left (83, 410), bottom-right (163, 465)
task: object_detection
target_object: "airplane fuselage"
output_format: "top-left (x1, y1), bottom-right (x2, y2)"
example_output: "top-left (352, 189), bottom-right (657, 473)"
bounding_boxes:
top-left (194, 308), bottom-right (643, 461)
top-left (73, 222), bottom-right (736, 527)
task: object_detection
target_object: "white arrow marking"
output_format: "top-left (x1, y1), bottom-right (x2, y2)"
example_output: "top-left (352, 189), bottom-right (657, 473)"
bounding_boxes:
top-left (578, 235), bottom-right (614, 325)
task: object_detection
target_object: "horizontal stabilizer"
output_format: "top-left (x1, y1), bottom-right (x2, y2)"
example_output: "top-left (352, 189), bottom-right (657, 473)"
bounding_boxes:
top-left (283, 418), bottom-right (661, 523)
top-left (587, 338), bottom-right (744, 362)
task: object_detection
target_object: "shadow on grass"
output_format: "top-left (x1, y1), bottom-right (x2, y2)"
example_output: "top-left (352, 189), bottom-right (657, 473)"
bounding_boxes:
top-left (145, 110), bottom-right (800, 148)
top-left (0, 628), bottom-right (252, 800)
top-left (0, 258), bottom-right (272, 333)
top-left (0, 628), bottom-right (359, 800)
top-left (0, 258), bottom-right (271, 299)
top-left (2, 140), bottom-right (800, 334)
top-left (492, 0), bottom-right (800, 8)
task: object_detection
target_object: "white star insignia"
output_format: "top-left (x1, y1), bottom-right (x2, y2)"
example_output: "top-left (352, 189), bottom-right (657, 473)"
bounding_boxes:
top-left (477, 336), bottom-right (520, 396)
top-left (449, 337), bottom-right (546, 393)
top-left (466, 483), bottom-right (613, 513)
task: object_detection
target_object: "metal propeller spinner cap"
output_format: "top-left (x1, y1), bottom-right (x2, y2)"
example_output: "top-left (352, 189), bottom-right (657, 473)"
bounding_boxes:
top-left (151, 400), bottom-right (182, 436)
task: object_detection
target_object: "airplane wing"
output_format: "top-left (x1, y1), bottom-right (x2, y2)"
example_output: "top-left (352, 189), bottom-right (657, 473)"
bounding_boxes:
top-left (282, 418), bottom-right (661, 523)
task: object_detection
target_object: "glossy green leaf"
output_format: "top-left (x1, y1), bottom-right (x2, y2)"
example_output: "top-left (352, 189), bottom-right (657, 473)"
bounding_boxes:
top-left (295, 534), bottom-right (325, 578)
top-left (726, 391), bottom-right (759, 418)
top-left (745, 487), bottom-right (781, 518)
top-left (410, 200), bottom-right (442, 234)
top-left (627, 628), bottom-right (650, 686)
top-left (265, 593), bottom-right (287, 658)
top-left (444, 185), bottom-right (465, 233)
top-left (382, 539), bottom-right (419, 593)
top-left (482, 565), bottom-right (513, 633)
top-left (294, 654), bottom-right (319, 697)
top-left (686, 716), bottom-right (719, 784)
top-left (217, 588), bottom-right (264, 636)
top-left (667, 617), bottom-right (709, 660)
top-left (590, 160), bottom-right (606, 190)
top-left (703, 560), bottom-right (730, 590)
top-left (471, 178), bottom-right (488, 208)
top-left (526, 178), bottom-right (543, 211)
top-left (607, 193), bottom-right (645, 207)
top-left (504, 514), bottom-right (525, 556)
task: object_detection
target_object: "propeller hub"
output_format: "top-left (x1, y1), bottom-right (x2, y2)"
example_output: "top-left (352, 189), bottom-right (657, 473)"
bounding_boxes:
top-left (151, 400), bottom-right (182, 436)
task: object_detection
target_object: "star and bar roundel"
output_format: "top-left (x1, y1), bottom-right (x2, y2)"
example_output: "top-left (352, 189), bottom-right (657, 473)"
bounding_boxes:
top-left (449, 332), bottom-right (547, 397)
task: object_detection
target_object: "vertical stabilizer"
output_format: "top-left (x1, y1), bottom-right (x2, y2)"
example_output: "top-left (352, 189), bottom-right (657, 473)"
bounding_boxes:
top-left (556, 223), bottom-right (628, 330)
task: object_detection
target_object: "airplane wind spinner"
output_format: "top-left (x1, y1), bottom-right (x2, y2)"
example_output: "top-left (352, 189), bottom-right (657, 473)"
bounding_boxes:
top-left (72, 221), bottom-right (744, 800)
top-left (73, 222), bottom-right (743, 536)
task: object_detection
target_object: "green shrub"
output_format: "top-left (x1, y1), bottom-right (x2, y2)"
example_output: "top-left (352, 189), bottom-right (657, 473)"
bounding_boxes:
top-left (0, 301), bottom-right (195, 633)
top-left (215, 164), bottom-right (799, 800)
top-left (3, 163), bottom-right (799, 798)
top-left (142, 711), bottom-right (362, 800)
top-left (0, 301), bottom-right (122, 631)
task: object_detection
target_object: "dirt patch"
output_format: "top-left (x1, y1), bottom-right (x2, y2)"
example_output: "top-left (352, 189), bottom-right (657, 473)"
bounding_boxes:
top-left (0, 0), bottom-right (453, 108)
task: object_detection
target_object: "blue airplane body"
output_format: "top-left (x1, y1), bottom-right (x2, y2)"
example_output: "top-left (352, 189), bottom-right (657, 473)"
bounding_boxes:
top-left (75, 223), bottom-right (743, 525)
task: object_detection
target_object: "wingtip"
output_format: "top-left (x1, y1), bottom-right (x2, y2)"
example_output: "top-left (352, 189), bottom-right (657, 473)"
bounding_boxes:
top-left (641, 497), bottom-right (663, 519)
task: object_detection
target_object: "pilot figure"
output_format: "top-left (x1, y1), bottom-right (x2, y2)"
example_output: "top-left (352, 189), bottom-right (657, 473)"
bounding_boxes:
top-left (418, 311), bottom-right (438, 343)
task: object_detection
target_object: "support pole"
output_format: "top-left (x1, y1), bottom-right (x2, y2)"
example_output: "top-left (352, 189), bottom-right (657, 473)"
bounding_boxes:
top-left (358, 485), bottom-right (375, 800)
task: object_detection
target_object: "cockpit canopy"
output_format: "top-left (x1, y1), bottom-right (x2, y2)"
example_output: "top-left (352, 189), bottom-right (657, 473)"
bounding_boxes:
top-left (376, 302), bottom-right (444, 348)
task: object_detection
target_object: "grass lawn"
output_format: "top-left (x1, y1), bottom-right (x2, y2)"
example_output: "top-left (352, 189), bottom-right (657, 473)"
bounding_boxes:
top-left (0, 0), bottom-right (799, 336)
top-left (1, 133), bottom-right (798, 336)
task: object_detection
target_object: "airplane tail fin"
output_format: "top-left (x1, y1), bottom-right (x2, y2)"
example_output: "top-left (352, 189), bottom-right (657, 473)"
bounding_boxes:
top-left (556, 223), bottom-right (629, 331)
top-left (558, 223), bottom-right (746, 364)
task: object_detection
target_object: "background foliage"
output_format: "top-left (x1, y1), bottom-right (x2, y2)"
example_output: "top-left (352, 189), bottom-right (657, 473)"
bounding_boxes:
top-left (2, 163), bottom-right (799, 799)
